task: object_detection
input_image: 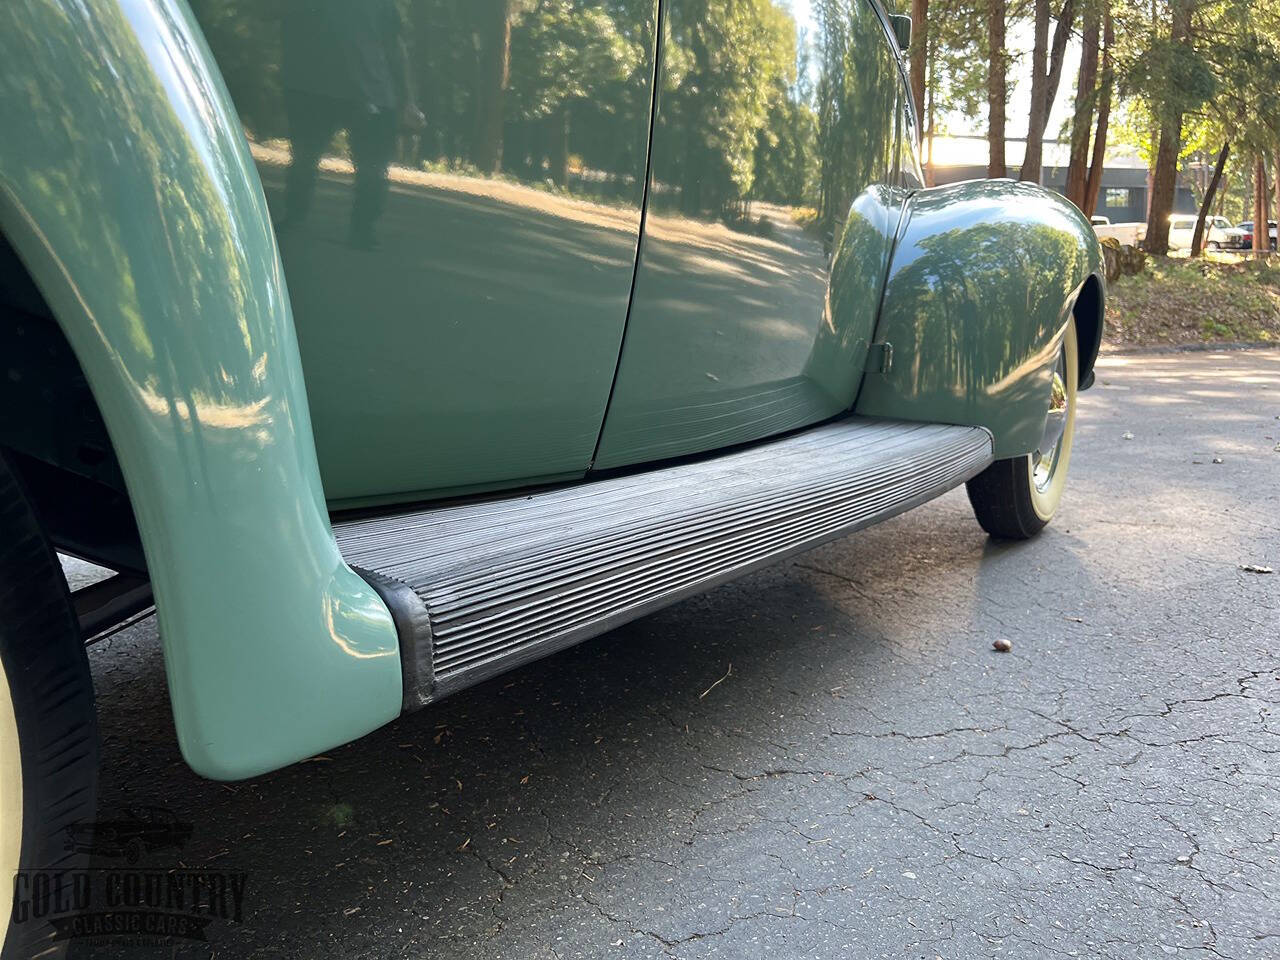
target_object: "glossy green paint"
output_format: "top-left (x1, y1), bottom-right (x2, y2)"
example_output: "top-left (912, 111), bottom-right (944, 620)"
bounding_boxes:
top-left (190, 0), bottom-right (659, 503)
top-left (0, 0), bottom-right (1104, 784)
top-left (594, 0), bottom-right (906, 469)
top-left (0, 0), bottom-right (402, 779)
top-left (854, 179), bottom-right (1104, 458)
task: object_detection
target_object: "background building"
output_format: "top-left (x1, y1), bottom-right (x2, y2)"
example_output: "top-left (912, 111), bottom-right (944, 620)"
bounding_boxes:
top-left (925, 136), bottom-right (1197, 222)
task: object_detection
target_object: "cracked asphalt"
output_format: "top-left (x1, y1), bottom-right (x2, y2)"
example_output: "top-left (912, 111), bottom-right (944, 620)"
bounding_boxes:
top-left (64, 348), bottom-right (1279, 960)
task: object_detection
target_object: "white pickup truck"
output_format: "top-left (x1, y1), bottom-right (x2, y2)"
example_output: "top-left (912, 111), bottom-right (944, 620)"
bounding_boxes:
top-left (1091, 216), bottom-right (1146, 246)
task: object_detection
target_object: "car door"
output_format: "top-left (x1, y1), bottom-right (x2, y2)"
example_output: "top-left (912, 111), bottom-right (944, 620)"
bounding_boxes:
top-left (190, 0), bottom-right (659, 503)
top-left (1169, 218), bottom-right (1195, 249)
top-left (592, 0), bottom-right (905, 469)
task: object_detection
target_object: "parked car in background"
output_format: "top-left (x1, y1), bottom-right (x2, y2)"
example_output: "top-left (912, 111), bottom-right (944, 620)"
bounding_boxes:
top-left (0, 2), bottom-right (1105, 954)
top-left (1093, 220), bottom-right (1146, 245)
top-left (1167, 215), bottom-right (1239, 252)
top-left (1237, 221), bottom-right (1279, 250)
top-left (1219, 222), bottom-right (1253, 251)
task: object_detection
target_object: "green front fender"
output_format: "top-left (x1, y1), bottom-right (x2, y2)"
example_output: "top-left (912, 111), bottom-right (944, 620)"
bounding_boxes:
top-left (0, 0), bottom-right (402, 778)
top-left (855, 179), bottom-right (1104, 458)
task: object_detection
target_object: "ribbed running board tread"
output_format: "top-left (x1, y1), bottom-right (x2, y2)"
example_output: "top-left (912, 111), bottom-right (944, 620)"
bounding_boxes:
top-left (335, 418), bottom-right (992, 698)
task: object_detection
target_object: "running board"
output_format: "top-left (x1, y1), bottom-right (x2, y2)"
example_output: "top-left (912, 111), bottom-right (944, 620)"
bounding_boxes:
top-left (334, 418), bottom-right (993, 708)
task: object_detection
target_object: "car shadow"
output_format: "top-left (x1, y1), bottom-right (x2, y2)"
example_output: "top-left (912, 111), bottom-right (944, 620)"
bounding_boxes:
top-left (77, 550), bottom-right (897, 959)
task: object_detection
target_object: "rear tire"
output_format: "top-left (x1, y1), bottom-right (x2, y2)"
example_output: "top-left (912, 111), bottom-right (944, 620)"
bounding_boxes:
top-left (967, 321), bottom-right (1079, 540)
top-left (0, 452), bottom-right (98, 960)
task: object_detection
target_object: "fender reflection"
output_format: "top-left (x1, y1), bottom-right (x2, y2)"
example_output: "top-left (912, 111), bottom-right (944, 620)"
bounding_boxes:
top-left (855, 179), bottom-right (1103, 458)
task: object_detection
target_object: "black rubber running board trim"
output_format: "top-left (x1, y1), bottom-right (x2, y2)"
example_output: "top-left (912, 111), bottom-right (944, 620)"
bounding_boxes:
top-left (353, 567), bottom-right (434, 710)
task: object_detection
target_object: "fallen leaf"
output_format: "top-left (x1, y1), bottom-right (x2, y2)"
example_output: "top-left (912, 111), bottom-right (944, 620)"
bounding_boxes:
top-left (1239, 564), bottom-right (1274, 574)
top-left (699, 662), bottom-right (733, 699)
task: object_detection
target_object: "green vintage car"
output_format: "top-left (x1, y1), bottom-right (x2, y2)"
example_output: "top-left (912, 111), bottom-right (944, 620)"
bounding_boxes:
top-left (0, 0), bottom-right (1102, 953)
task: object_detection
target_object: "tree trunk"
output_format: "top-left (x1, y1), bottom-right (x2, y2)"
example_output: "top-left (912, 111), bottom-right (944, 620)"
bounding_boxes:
top-left (1021, 0), bottom-right (1049, 181)
top-left (1143, 0), bottom-right (1191, 255)
top-left (1274, 146), bottom-right (1280, 235)
top-left (1190, 142), bottom-right (1229, 258)
top-left (1145, 121), bottom-right (1181, 255)
top-left (1082, 8), bottom-right (1113, 217)
top-left (1064, 5), bottom-right (1100, 208)
top-left (987, 0), bottom-right (1007, 178)
top-left (1256, 156), bottom-right (1270, 258)
top-left (1021, 0), bottom-right (1077, 183)
top-left (910, 0), bottom-right (929, 139)
top-left (549, 106), bottom-right (570, 187)
top-left (924, 28), bottom-right (936, 187)
top-left (472, 0), bottom-right (512, 175)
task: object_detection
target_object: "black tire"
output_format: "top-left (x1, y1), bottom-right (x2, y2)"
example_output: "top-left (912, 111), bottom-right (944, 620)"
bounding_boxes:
top-left (0, 452), bottom-right (98, 960)
top-left (965, 456), bottom-right (1053, 539)
top-left (966, 322), bottom-right (1079, 540)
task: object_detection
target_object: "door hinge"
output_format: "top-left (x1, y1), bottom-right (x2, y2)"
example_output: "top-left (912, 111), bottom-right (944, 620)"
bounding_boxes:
top-left (866, 341), bottom-right (893, 375)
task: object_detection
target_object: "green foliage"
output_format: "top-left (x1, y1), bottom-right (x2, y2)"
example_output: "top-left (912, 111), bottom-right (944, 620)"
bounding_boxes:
top-left (659, 0), bottom-right (799, 209)
top-left (194, 0), bottom-right (824, 215)
top-left (1110, 0), bottom-right (1280, 161)
top-left (1121, 30), bottom-right (1215, 125)
top-left (812, 0), bottom-right (898, 228)
top-left (508, 2), bottom-right (641, 122)
top-left (922, 0), bottom-right (989, 129)
top-left (752, 93), bottom-right (820, 205)
top-left (1106, 255), bottom-right (1280, 345)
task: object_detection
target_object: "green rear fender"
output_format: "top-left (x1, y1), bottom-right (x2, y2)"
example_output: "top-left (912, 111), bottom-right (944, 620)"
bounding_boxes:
top-left (855, 179), bottom-right (1104, 459)
top-left (0, 0), bottom-right (402, 778)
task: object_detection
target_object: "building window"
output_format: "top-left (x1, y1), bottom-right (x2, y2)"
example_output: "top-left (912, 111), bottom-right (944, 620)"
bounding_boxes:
top-left (1105, 188), bottom-right (1129, 208)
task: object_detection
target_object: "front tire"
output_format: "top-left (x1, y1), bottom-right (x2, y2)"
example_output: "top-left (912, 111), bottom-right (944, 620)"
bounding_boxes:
top-left (966, 321), bottom-right (1079, 539)
top-left (0, 452), bottom-right (98, 960)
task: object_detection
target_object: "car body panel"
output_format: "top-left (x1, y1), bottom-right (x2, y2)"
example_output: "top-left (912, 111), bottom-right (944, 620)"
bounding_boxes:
top-left (192, 0), bottom-right (660, 503)
top-left (0, 0), bottom-right (402, 779)
top-left (593, 0), bottom-right (903, 469)
top-left (855, 179), bottom-right (1103, 459)
top-left (1, 0), bottom-right (1104, 780)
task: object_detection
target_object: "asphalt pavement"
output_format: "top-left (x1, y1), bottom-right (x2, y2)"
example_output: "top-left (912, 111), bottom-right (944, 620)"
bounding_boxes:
top-left (64, 347), bottom-right (1280, 960)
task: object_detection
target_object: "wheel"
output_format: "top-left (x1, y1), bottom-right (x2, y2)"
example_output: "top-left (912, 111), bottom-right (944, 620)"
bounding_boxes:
top-left (966, 321), bottom-right (1078, 539)
top-left (1207, 241), bottom-right (1220, 251)
top-left (0, 452), bottom-right (98, 960)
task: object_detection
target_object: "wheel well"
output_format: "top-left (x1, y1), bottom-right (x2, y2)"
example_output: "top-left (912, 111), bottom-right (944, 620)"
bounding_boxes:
top-left (1072, 274), bottom-right (1104, 386)
top-left (0, 232), bottom-right (145, 573)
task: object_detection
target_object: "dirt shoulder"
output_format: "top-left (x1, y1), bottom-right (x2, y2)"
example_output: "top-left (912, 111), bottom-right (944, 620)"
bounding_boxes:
top-left (1103, 254), bottom-right (1280, 350)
